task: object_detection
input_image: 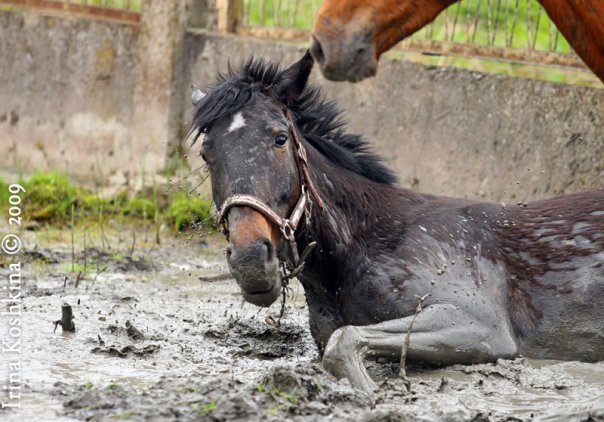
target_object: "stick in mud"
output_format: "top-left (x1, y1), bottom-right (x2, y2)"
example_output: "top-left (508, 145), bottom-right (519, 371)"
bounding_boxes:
top-left (399, 285), bottom-right (433, 391)
top-left (71, 203), bottom-right (75, 272)
top-left (130, 228), bottom-right (136, 256)
top-left (54, 302), bottom-right (76, 333)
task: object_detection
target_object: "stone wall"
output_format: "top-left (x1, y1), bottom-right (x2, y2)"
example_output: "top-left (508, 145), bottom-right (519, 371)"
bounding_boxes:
top-left (184, 31), bottom-right (604, 202)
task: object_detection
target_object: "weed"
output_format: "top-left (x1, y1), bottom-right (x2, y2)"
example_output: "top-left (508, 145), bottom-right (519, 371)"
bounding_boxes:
top-left (0, 171), bottom-right (215, 232)
top-left (21, 171), bottom-right (79, 223)
top-left (196, 401), bottom-right (217, 414)
top-left (109, 411), bottom-right (134, 419)
top-left (167, 191), bottom-right (213, 231)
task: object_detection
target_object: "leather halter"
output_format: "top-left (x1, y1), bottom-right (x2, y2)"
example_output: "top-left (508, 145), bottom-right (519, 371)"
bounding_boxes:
top-left (218, 108), bottom-right (323, 280)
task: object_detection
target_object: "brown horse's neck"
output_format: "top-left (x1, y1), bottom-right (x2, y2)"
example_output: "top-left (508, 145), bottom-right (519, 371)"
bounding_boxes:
top-left (390, 0), bottom-right (457, 45)
top-left (537, 0), bottom-right (604, 83)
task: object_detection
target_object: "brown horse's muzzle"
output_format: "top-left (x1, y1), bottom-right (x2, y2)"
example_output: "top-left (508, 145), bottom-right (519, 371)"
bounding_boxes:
top-left (225, 207), bottom-right (282, 307)
top-left (310, 25), bottom-right (377, 82)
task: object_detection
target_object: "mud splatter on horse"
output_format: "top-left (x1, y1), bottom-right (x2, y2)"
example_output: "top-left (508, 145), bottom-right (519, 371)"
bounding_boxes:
top-left (189, 53), bottom-right (604, 391)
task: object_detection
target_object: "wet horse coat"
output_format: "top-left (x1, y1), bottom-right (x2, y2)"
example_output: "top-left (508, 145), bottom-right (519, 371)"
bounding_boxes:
top-left (190, 53), bottom-right (604, 391)
top-left (310, 0), bottom-right (604, 84)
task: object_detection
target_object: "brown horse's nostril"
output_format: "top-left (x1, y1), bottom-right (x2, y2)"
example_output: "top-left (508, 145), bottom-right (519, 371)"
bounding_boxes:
top-left (310, 36), bottom-right (325, 66)
top-left (355, 45), bottom-right (368, 57)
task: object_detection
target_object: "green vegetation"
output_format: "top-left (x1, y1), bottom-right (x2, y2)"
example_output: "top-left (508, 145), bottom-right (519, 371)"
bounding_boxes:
top-left (244, 0), bottom-right (319, 29)
top-left (413, 0), bottom-right (571, 53)
top-left (245, 0), bottom-right (571, 53)
top-left (255, 383), bottom-right (299, 415)
top-left (243, 0), bottom-right (601, 87)
top-left (196, 401), bottom-right (217, 414)
top-left (109, 411), bottom-right (134, 419)
top-left (0, 177), bottom-right (9, 205)
top-left (0, 171), bottom-right (215, 232)
top-left (168, 191), bottom-right (214, 231)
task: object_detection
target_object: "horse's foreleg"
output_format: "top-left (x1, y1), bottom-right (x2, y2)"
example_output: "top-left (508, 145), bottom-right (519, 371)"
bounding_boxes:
top-left (322, 304), bottom-right (517, 392)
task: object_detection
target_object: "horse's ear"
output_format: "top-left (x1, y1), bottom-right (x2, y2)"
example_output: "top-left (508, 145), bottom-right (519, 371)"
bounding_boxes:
top-left (191, 84), bottom-right (206, 106)
top-left (273, 50), bottom-right (314, 105)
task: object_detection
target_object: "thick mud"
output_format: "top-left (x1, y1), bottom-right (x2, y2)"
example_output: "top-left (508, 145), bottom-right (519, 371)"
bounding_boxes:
top-left (1, 229), bottom-right (603, 421)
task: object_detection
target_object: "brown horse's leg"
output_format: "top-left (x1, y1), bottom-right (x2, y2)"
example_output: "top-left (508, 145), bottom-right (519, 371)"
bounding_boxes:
top-left (322, 304), bottom-right (517, 392)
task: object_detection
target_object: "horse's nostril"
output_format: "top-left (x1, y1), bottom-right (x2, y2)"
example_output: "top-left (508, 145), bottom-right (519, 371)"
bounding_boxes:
top-left (310, 36), bottom-right (325, 66)
top-left (260, 238), bottom-right (274, 260)
top-left (226, 246), bottom-right (233, 260)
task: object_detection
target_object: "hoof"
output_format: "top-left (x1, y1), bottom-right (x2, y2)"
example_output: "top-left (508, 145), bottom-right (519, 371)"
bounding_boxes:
top-left (322, 325), bottom-right (378, 393)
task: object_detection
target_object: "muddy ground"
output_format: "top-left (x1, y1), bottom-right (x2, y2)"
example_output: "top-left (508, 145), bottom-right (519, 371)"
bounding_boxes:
top-left (0, 227), bottom-right (603, 421)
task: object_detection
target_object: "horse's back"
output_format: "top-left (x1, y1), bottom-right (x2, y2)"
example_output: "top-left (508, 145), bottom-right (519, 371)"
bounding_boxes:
top-left (503, 188), bottom-right (604, 361)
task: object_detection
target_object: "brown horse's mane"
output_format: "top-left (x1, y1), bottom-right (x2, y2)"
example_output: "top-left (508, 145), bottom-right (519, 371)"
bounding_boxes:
top-left (189, 57), bottom-right (398, 185)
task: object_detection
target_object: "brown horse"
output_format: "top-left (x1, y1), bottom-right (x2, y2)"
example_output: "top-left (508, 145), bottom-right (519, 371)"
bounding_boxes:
top-left (310, 0), bottom-right (604, 83)
top-left (190, 53), bottom-right (604, 392)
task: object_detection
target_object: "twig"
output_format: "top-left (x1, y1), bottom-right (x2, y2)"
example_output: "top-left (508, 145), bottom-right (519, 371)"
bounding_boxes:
top-left (83, 227), bottom-right (88, 273)
top-left (71, 203), bottom-right (75, 272)
top-left (155, 209), bottom-right (161, 246)
top-left (98, 204), bottom-right (112, 251)
top-left (90, 266), bottom-right (108, 289)
top-left (74, 271), bottom-right (82, 289)
top-left (399, 287), bottom-right (434, 391)
top-left (129, 228), bottom-right (136, 256)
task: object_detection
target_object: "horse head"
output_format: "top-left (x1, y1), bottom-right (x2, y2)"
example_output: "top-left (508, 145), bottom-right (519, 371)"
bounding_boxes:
top-left (189, 52), bottom-right (315, 307)
top-left (311, 0), bottom-right (455, 81)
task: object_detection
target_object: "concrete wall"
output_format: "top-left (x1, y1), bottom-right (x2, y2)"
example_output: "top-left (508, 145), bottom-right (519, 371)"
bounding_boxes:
top-left (183, 32), bottom-right (604, 202)
top-left (0, 3), bottom-right (187, 190)
top-left (0, 11), bottom-right (139, 187)
top-left (1, 5), bottom-right (602, 202)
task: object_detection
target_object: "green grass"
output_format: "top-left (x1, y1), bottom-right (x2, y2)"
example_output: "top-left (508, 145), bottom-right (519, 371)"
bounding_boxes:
top-left (110, 411), bottom-right (134, 419)
top-left (413, 0), bottom-right (572, 53)
top-left (168, 191), bottom-right (214, 231)
top-left (244, 0), bottom-right (319, 29)
top-left (195, 401), bottom-right (217, 414)
top-left (0, 171), bottom-right (215, 232)
top-left (243, 0), bottom-right (602, 87)
top-left (244, 0), bottom-right (571, 54)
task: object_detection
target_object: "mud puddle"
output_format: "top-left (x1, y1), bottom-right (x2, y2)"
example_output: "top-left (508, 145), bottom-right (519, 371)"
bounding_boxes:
top-left (0, 230), bottom-right (603, 421)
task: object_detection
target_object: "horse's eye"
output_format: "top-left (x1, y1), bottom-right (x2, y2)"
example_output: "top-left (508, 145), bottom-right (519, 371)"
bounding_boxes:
top-left (200, 147), bottom-right (208, 163)
top-left (274, 134), bottom-right (288, 147)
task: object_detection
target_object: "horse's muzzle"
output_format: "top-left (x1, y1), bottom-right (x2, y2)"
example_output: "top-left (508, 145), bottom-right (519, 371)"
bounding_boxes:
top-left (310, 33), bottom-right (377, 82)
top-left (226, 239), bottom-right (281, 307)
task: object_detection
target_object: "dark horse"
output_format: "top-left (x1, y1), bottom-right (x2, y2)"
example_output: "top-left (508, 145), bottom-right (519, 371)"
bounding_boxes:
top-left (189, 52), bottom-right (604, 392)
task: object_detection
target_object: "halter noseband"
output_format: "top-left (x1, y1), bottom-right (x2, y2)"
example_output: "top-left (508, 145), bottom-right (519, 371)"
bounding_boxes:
top-left (218, 109), bottom-right (323, 280)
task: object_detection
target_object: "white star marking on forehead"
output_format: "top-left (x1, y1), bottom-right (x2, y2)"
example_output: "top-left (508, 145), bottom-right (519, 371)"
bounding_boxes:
top-left (227, 112), bottom-right (246, 133)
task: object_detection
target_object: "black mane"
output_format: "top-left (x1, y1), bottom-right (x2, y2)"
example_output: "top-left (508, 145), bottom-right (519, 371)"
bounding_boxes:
top-left (190, 57), bottom-right (397, 185)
